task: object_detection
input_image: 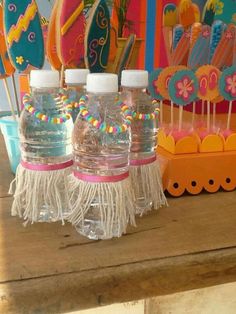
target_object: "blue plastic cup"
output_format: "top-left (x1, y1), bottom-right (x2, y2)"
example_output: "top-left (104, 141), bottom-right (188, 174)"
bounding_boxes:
top-left (0, 113), bottom-right (20, 174)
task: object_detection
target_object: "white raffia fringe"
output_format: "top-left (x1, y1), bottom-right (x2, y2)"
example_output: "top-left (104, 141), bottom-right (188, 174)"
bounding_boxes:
top-left (130, 159), bottom-right (167, 214)
top-left (66, 175), bottom-right (136, 239)
top-left (9, 164), bottom-right (72, 225)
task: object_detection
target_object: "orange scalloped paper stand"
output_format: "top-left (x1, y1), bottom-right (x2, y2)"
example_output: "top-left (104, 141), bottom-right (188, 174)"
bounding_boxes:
top-left (158, 147), bottom-right (236, 197)
top-left (158, 130), bottom-right (198, 154)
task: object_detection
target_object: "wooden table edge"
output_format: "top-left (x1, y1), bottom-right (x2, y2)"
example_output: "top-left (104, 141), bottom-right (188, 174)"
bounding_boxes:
top-left (1, 246), bottom-right (236, 313)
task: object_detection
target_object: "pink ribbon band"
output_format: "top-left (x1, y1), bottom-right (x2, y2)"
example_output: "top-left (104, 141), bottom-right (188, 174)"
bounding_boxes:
top-left (130, 155), bottom-right (157, 166)
top-left (21, 160), bottom-right (73, 171)
top-left (73, 171), bottom-right (129, 183)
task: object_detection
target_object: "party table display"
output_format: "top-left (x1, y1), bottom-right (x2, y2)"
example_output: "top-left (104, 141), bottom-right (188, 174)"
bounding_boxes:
top-left (148, 0), bottom-right (236, 197)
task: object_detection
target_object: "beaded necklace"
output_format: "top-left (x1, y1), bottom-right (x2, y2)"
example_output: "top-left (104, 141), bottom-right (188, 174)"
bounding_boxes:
top-left (77, 96), bottom-right (133, 134)
top-left (23, 94), bottom-right (71, 124)
top-left (132, 100), bottom-right (160, 120)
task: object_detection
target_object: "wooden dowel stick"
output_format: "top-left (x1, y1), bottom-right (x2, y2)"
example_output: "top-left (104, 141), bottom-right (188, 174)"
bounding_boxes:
top-left (171, 101), bottom-right (174, 128)
top-left (11, 75), bottom-right (20, 117)
top-left (227, 101), bottom-right (233, 130)
top-left (207, 101), bottom-right (210, 132)
top-left (192, 101), bottom-right (196, 126)
top-left (3, 78), bottom-right (16, 121)
top-left (213, 103), bottom-right (216, 130)
top-left (160, 100), bottom-right (163, 125)
top-left (60, 66), bottom-right (65, 88)
top-left (201, 100), bottom-right (204, 117)
top-left (178, 106), bottom-right (183, 131)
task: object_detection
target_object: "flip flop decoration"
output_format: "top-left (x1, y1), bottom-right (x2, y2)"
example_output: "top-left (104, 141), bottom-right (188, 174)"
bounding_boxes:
top-left (219, 65), bottom-right (236, 131)
top-left (3, 0), bottom-right (44, 72)
top-left (46, 0), bottom-right (62, 70)
top-left (56, 0), bottom-right (85, 68)
top-left (149, 68), bottom-right (164, 125)
top-left (85, 0), bottom-right (110, 73)
top-left (169, 69), bottom-right (198, 131)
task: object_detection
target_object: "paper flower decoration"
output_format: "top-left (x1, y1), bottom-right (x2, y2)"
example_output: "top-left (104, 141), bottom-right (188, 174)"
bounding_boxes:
top-left (219, 65), bottom-right (236, 101)
top-left (148, 68), bottom-right (163, 100)
top-left (168, 70), bottom-right (198, 105)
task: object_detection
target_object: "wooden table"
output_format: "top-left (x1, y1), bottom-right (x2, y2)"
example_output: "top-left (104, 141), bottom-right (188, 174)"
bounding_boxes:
top-left (1, 134), bottom-right (236, 314)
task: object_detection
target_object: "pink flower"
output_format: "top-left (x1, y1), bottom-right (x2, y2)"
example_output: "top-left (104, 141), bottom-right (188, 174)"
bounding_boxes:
top-left (175, 76), bottom-right (194, 102)
top-left (225, 74), bottom-right (236, 97)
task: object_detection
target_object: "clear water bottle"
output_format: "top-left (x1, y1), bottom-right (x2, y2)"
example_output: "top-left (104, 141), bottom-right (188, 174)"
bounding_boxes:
top-left (121, 70), bottom-right (165, 214)
top-left (68, 73), bottom-right (135, 239)
top-left (14, 70), bottom-right (73, 223)
top-left (65, 69), bottom-right (90, 122)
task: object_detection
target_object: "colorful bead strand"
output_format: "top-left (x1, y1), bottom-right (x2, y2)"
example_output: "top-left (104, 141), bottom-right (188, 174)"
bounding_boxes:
top-left (132, 100), bottom-right (160, 120)
top-left (23, 94), bottom-right (71, 124)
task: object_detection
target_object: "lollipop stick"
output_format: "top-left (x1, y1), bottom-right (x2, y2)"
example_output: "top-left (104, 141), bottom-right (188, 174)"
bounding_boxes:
top-left (201, 100), bottom-right (204, 117)
top-left (60, 65), bottom-right (65, 88)
top-left (227, 101), bottom-right (233, 130)
top-left (207, 101), bottom-right (210, 132)
top-left (192, 101), bottom-right (196, 126)
top-left (171, 101), bottom-right (174, 128)
top-left (178, 106), bottom-right (183, 131)
top-left (160, 100), bottom-right (163, 125)
top-left (11, 75), bottom-right (20, 117)
top-left (213, 103), bottom-right (216, 130)
top-left (3, 78), bottom-right (16, 121)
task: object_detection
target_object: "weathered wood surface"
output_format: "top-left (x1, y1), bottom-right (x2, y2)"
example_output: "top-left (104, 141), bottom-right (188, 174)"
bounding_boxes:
top-left (1, 136), bottom-right (236, 314)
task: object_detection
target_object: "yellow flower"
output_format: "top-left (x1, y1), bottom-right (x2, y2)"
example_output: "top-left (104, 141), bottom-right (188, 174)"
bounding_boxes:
top-left (214, 0), bottom-right (224, 15)
top-left (16, 56), bottom-right (24, 65)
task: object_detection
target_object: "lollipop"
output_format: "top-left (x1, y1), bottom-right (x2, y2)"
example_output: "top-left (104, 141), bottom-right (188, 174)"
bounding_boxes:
top-left (196, 65), bottom-right (221, 132)
top-left (46, 0), bottom-right (62, 70)
top-left (0, 4), bottom-right (16, 119)
top-left (3, 0), bottom-right (44, 72)
top-left (56, 0), bottom-right (85, 68)
top-left (169, 69), bottom-right (198, 131)
top-left (85, 0), bottom-right (110, 73)
top-left (157, 65), bottom-right (187, 128)
top-left (219, 65), bottom-right (236, 131)
top-left (148, 68), bottom-right (164, 124)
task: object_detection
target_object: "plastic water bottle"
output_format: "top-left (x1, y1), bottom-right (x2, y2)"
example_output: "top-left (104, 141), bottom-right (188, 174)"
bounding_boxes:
top-left (121, 70), bottom-right (165, 214)
top-left (65, 69), bottom-right (90, 122)
top-left (12, 70), bottom-right (73, 223)
top-left (68, 73), bottom-right (135, 239)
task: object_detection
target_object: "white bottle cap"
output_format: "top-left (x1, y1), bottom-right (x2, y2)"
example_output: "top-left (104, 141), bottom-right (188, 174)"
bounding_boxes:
top-left (65, 69), bottom-right (90, 85)
top-left (121, 70), bottom-right (149, 88)
top-left (87, 73), bottom-right (118, 93)
top-left (30, 70), bottom-right (60, 88)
